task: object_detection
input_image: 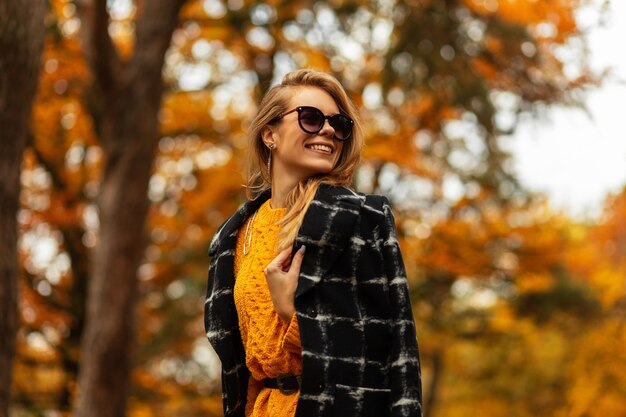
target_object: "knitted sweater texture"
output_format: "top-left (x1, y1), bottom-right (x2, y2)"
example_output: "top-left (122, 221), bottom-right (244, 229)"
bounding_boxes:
top-left (234, 199), bottom-right (302, 417)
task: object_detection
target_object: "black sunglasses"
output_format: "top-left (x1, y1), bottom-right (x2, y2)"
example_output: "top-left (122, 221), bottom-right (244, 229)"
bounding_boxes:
top-left (273, 106), bottom-right (354, 141)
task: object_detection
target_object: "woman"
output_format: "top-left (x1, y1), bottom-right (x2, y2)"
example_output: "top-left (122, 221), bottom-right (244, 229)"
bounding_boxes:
top-left (205, 69), bottom-right (422, 417)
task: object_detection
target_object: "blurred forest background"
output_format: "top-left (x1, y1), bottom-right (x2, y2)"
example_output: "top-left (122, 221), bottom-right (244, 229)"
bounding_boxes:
top-left (1, 0), bottom-right (625, 416)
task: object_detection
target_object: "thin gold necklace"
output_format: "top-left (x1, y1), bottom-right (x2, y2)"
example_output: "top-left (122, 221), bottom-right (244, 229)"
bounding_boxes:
top-left (242, 210), bottom-right (258, 256)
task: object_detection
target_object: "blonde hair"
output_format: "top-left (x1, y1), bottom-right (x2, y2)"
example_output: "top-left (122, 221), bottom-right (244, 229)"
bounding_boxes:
top-left (246, 69), bottom-right (364, 250)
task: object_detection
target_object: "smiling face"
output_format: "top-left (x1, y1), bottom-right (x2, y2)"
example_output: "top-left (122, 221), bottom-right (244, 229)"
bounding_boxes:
top-left (262, 87), bottom-right (345, 182)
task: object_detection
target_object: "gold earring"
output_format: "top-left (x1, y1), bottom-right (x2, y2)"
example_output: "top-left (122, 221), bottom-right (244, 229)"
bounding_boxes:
top-left (267, 144), bottom-right (275, 175)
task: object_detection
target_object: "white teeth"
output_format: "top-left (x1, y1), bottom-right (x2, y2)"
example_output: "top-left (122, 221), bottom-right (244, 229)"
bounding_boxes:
top-left (308, 144), bottom-right (332, 153)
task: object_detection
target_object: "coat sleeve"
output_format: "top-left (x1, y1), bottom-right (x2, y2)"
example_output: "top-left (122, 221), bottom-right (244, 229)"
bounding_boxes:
top-left (378, 196), bottom-right (423, 417)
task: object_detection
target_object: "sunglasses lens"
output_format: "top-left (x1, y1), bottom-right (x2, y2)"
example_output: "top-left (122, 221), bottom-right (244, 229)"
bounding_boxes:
top-left (296, 106), bottom-right (353, 140)
top-left (299, 107), bottom-right (324, 133)
top-left (330, 115), bottom-right (353, 141)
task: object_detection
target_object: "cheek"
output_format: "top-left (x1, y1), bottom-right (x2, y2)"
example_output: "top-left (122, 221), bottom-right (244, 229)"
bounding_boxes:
top-left (277, 124), bottom-right (300, 146)
top-left (333, 144), bottom-right (345, 164)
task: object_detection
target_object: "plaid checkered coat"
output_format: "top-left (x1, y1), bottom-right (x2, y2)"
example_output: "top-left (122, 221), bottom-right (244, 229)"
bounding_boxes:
top-left (205, 184), bottom-right (422, 417)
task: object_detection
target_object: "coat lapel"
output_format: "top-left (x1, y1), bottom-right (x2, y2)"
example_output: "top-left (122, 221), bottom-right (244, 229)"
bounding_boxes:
top-left (207, 188), bottom-right (271, 257)
top-left (294, 184), bottom-right (365, 298)
top-left (207, 184), bottom-right (364, 299)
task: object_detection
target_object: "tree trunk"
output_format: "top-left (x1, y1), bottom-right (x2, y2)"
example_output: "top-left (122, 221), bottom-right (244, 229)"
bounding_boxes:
top-left (30, 142), bottom-right (91, 411)
top-left (74, 105), bottom-right (162, 417)
top-left (73, 1), bottom-right (186, 416)
top-left (0, 1), bottom-right (46, 416)
top-left (59, 225), bottom-right (90, 409)
top-left (253, 51), bottom-right (275, 100)
top-left (424, 348), bottom-right (444, 417)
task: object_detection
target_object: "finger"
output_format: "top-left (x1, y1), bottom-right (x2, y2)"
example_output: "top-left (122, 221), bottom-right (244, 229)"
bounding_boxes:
top-left (266, 247), bottom-right (292, 272)
top-left (287, 245), bottom-right (306, 272)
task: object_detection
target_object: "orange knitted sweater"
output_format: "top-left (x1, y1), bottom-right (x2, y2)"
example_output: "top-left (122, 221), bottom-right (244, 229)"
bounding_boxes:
top-left (233, 200), bottom-right (302, 417)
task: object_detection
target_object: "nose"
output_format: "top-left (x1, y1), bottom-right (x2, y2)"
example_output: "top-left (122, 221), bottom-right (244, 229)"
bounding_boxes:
top-left (318, 119), bottom-right (335, 138)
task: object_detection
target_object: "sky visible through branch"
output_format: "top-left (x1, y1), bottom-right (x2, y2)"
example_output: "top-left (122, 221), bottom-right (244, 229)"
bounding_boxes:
top-left (509, 0), bottom-right (626, 220)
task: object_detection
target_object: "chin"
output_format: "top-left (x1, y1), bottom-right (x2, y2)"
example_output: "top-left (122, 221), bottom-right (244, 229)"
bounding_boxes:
top-left (307, 164), bottom-right (335, 176)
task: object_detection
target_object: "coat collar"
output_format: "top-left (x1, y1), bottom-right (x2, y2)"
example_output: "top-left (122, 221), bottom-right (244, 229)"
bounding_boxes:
top-left (207, 188), bottom-right (271, 257)
top-left (292, 184), bottom-right (365, 297)
top-left (208, 183), bottom-right (365, 298)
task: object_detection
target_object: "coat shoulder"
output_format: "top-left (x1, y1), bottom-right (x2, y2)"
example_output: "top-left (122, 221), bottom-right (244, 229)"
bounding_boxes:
top-left (362, 193), bottom-right (393, 226)
top-left (363, 193), bottom-right (390, 211)
top-left (318, 184), bottom-right (390, 210)
top-left (319, 185), bottom-right (395, 235)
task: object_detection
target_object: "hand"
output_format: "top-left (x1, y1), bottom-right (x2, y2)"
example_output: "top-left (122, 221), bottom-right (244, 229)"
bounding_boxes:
top-left (263, 245), bottom-right (306, 322)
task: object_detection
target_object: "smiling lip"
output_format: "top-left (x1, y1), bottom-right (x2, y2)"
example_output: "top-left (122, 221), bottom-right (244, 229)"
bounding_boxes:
top-left (305, 142), bottom-right (334, 154)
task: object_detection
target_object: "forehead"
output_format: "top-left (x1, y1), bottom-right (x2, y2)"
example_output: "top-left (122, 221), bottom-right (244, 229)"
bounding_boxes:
top-left (287, 87), bottom-right (339, 114)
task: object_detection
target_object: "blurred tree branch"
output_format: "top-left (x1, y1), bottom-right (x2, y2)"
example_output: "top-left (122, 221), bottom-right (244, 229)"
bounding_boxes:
top-left (0, 1), bottom-right (46, 416)
top-left (73, 1), bottom-right (188, 417)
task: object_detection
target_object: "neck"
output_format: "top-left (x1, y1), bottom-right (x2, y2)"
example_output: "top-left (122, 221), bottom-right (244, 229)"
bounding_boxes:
top-left (270, 163), bottom-right (306, 209)
top-left (270, 176), bottom-right (300, 209)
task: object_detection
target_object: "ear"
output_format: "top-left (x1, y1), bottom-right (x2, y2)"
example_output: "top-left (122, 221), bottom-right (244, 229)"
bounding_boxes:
top-left (261, 126), bottom-right (276, 148)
